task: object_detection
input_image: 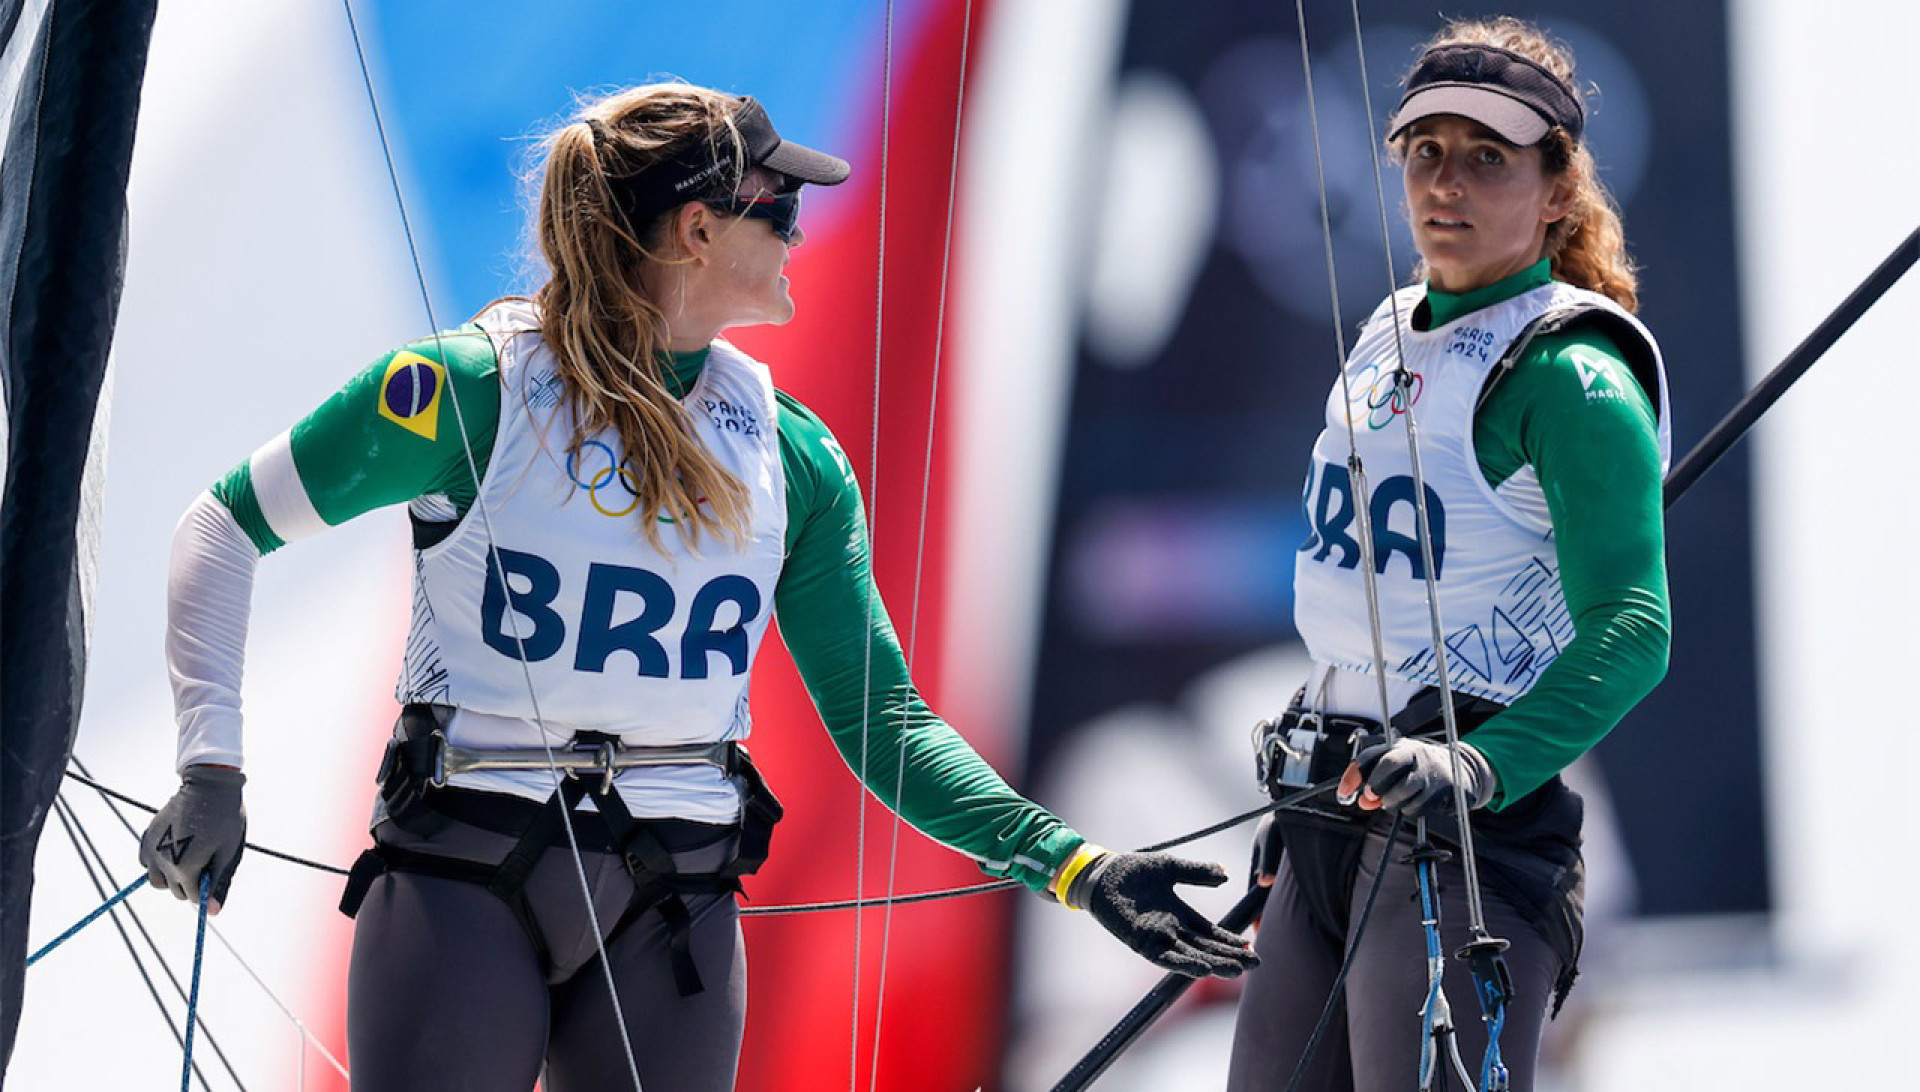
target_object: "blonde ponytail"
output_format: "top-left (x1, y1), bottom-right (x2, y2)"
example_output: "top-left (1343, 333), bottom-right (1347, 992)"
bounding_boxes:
top-left (529, 84), bottom-right (753, 549)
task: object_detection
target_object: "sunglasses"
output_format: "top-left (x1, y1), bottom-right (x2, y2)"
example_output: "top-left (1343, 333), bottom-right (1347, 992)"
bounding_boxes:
top-left (706, 191), bottom-right (802, 243)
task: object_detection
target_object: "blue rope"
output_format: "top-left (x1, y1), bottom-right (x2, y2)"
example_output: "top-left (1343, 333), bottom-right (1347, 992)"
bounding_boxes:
top-left (1478, 1000), bottom-right (1509, 1091)
top-left (1413, 852), bottom-right (1446, 1088)
top-left (180, 873), bottom-right (211, 1092)
top-left (25, 876), bottom-right (145, 966)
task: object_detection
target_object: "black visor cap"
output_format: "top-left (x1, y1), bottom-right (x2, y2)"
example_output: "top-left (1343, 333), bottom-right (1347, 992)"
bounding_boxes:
top-left (1387, 44), bottom-right (1584, 146)
top-left (603, 96), bottom-right (850, 230)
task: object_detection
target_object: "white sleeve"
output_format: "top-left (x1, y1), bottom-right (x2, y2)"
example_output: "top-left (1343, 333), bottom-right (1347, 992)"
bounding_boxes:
top-left (167, 490), bottom-right (261, 772)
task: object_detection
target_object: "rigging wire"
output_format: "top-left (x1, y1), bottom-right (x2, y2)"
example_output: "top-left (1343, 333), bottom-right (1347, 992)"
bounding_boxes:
top-left (1279, 3), bottom-right (1451, 1083)
top-left (337, 1), bottom-right (644, 1087)
top-left (1340, 0), bottom-right (1495, 938)
top-left (47, 802), bottom-right (219, 1091)
top-left (866, 3), bottom-right (977, 1086)
top-left (850, 2), bottom-right (898, 1081)
top-left (1320, 3), bottom-right (1514, 1084)
top-left (52, 798), bottom-right (245, 1089)
top-left (69, 757), bottom-right (352, 1083)
top-left (1291, 0), bottom-right (1400, 737)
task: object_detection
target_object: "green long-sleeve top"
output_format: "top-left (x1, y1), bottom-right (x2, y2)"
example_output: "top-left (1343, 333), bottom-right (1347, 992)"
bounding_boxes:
top-left (207, 330), bottom-right (1083, 892)
top-left (1425, 261), bottom-right (1671, 807)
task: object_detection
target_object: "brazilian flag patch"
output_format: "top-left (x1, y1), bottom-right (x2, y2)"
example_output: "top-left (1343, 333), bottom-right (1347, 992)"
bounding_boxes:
top-left (378, 351), bottom-right (446, 441)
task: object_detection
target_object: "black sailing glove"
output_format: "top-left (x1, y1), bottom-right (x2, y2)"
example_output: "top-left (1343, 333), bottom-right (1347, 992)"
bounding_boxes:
top-left (1342, 738), bottom-right (1496, 819)
top-left (1068, 849), bottom-right (1259, 978)
top-left (139, 765), bottom-right (247, 911)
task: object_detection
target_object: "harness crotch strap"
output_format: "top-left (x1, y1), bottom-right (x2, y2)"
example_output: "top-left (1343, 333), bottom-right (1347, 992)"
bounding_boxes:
top-left (342, 707), bottom-right (784, 997)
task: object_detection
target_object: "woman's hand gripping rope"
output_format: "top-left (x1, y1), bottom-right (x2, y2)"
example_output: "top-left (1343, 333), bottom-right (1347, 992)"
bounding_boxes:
top-left (1338, 738), bottom-right (1496, 819)
top-left (137, 764), bottom-right (247, 913)
top-left (1060, 846), bottom-right (1261, 978)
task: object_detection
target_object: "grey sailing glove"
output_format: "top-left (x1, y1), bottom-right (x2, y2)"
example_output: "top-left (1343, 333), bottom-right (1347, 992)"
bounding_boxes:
top-left (1342, 738), bottom-right (1496, 818)
top-left (1067, 848), bottom-right (1259, 978)
top-left (139, 765), bottom-right (247, 910)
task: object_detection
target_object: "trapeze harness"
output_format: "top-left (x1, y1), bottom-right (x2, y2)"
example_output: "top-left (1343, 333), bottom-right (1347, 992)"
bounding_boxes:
top-left (339, 703), bottom-right (783, 997)
top-left (1254, 683), bottom-right (1585, 1010)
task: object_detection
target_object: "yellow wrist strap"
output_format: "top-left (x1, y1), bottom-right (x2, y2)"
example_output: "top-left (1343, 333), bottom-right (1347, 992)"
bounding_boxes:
top-left (1052, 843), bottom-right (1108, 908)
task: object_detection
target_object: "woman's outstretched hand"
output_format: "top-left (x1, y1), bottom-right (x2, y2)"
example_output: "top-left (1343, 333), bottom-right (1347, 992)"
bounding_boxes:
top-left (1074, 851), bottom-right (1260, 978)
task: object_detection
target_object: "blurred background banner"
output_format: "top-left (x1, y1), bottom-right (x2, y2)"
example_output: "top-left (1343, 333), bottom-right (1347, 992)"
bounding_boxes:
top-left (10, 1), bottom-right (1917, 1090)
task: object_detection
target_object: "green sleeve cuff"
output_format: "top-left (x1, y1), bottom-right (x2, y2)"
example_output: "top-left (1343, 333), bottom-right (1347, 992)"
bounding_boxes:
top-left (209, 467), bottom-right (282, 554)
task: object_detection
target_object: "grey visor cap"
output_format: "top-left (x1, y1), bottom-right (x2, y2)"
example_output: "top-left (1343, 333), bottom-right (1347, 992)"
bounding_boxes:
top-left (1388, 84), bottom-right (1553, 146)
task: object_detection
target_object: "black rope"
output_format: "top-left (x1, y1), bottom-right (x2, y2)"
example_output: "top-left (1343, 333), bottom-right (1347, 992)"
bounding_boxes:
top-left (63, 768), bottom-right (350, 876)
top-left (741, 880), bottom-right (1015, 917)
top-left (63, 765), bottom-right (1344, 915)
top-left (1047, 815), bottom-right (1405, 1092)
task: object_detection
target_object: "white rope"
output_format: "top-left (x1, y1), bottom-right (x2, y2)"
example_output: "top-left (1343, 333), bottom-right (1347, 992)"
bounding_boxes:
top-left (338, 2), bottom-right (645, 1087)
top-left (1342, 0), bottom-right (1494, 937)
top-left (205, 923), bottom-right (351, 1084)
top-left (1290, 0), bottom-right (1398, 733)
top-left (865, 4), bottom-right (977, 1088)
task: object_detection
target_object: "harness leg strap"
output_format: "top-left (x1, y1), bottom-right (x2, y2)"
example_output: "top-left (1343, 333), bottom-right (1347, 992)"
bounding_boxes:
top-left (593, 786), bottom-right (712, 997)
top-left (339, 849), bottom-right (386, 918)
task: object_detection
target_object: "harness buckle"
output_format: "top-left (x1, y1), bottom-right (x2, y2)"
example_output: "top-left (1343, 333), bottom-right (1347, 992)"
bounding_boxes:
top-left (428, 729), bottom-right (451, 789)
top-left (1253, 711), bottom-right (1324, 792)
top-left (587, 737), bottom-right (619, 795)
top-left (557, 732), bottom-right (623, 795)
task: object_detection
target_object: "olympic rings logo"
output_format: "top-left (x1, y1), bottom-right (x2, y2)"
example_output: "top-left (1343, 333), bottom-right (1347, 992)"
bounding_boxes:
top-left (1344, 362), bottom-right (1424, 430)
top-left (564, 440), bottom-right (707, 523)
top-left (566, 440), bottom-right (642, 517)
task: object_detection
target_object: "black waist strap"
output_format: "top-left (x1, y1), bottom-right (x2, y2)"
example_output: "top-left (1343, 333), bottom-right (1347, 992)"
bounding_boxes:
top-left (345, 709), bottom-right (785, 998)
top-left (1258, 686), bottom-right (1508, 826)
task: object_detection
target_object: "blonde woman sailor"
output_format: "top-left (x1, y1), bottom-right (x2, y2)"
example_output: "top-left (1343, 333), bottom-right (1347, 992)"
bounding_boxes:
top-left (138, 84), bottom-right (1255, 1091)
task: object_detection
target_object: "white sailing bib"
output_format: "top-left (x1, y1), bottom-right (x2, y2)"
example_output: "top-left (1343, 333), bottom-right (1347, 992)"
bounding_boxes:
top-left (1293, 283), bottom-right (1668, 706)
top-left (394, 300), bottom-right (787, 819)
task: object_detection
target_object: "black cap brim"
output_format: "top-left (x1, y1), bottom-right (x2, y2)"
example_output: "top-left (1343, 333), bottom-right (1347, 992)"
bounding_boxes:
top-left (761, 141), bottom-right (850, 187)
top-left (735, 97), bottom-right (850, 187)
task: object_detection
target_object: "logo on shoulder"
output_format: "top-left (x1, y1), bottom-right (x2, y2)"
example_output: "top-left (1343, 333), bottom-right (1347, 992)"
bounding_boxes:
top-left (527, 371), bottom-right (564, 410)
top-left (818, 435), bottom-right (853, 483)
top-left (1571, 351), bottom-right (1627, 404)
top-left (379, 351), bottom-right (446, 440)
